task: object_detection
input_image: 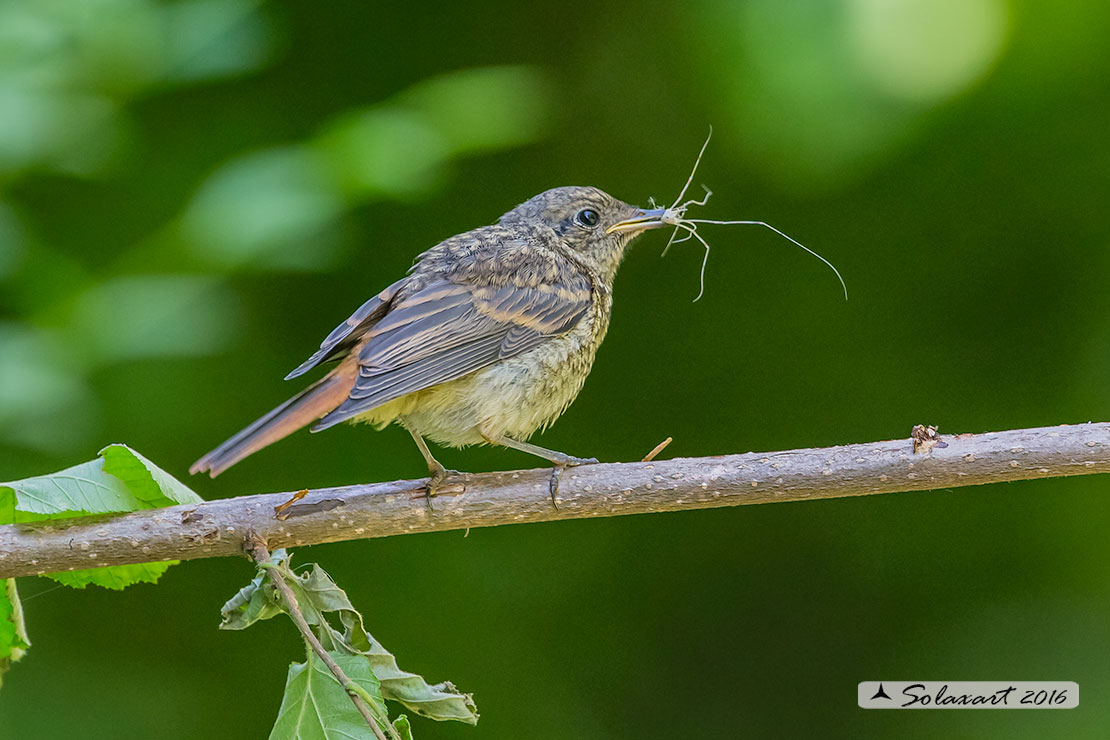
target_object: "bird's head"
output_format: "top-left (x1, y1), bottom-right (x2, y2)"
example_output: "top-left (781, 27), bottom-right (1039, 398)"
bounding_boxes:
top-left (501, 186), bottom-right (667, 280)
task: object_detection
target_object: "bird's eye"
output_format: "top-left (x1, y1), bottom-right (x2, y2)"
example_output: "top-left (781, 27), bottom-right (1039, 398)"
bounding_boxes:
top-left (574, 208), bottom-right (600, 229)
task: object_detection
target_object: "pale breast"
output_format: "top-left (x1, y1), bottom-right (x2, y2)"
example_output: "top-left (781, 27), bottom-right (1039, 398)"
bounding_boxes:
top-left (396, 297), bottom-right (609, 447)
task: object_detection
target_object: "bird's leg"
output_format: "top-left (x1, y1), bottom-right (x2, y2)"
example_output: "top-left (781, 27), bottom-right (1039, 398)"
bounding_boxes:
top-left (405, 425), bottom-right (463, 504)
top-left (479, 430), bottom-right (598, 509)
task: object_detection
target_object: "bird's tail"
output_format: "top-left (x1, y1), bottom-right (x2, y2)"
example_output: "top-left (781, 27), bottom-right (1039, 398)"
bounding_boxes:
top-left (190, 371), bottom-right (352, 478)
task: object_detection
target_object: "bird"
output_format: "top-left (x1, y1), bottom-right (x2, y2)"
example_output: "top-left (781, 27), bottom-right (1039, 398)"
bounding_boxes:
top-left (190, 186), bottom-right (670, 494)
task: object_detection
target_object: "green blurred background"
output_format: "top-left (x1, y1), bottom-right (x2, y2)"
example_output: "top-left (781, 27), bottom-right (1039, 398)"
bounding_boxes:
top-left (2, 0), bottom-right (1109, 736)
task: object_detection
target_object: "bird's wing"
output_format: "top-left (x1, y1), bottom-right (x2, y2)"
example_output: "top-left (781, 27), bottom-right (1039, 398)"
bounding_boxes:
top-left (285, 278), bottom-right (407, 380)
top-left (313, 275), bottom-right (592, 430)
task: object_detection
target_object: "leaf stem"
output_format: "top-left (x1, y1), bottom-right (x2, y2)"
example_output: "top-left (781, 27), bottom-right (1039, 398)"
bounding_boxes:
top-left (248, 538), bottom-right (389, 740)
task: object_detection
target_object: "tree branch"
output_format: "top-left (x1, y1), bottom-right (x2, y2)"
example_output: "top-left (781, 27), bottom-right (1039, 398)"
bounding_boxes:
top-left (1, 422), bottom-right (1107, 579)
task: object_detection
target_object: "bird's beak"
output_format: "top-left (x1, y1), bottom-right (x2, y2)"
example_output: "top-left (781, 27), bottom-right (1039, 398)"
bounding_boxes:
top-left (605, 207), bottom-right (669, 234)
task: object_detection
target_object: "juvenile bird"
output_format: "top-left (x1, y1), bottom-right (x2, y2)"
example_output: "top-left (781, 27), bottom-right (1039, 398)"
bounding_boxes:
top-left (190, 187), bottom-right (669, 492)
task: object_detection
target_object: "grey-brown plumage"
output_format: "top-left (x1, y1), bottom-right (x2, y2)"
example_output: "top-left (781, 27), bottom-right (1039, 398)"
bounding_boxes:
top-left (190, 186), bottom-right (669, 488)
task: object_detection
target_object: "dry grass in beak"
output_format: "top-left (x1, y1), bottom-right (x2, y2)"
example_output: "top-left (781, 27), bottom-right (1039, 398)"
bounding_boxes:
top-left (652, 127), bottom-right (848, 303)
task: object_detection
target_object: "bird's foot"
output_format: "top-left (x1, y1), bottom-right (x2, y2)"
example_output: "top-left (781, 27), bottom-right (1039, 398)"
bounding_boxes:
top-left (418, 467), bottom-right (465, 509)
top-left (548, 456), bottom-right (600, 509)
top-left (562, 455), bottom-right (600, 467)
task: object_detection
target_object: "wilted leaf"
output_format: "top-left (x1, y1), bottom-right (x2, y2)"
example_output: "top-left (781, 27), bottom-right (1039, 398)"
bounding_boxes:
top-left (295, 562), bottom-right (363, 614)
top-left (228, 553), bottom-right (478, 726)
top-left (220, 549), bottom-right (287, 630)
top-left (392, 715), bottom-right (413, 740)
top-left (353, 632), bottom-right (477, 725)
top-left (269, 651), bottom-right (386, 740)
top-left (295, 564), bottom-right (478, 724)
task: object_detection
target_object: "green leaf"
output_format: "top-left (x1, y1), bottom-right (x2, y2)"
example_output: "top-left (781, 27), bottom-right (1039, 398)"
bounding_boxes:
top-left (0, 579), bottom-right (30, 688)
top-left (98, 444), bottom-right (204, 507)
top-left (0, 444), bottom-right (201, 523)
top-left (294, 563), bottom-right (478, 725)
top-left (0, 445), bottom-right (203, 589)
top-left (0, 458), bottom-right (139, 522)
top-left (45, 562), bottom-right (176, 590)
top-left (269, 651), bottom-right (386, 740)
top-left (226, 553), bottom-right (478, 726)
top-left (392, 715), bottom-right (413, 740)
top-left (353, 631), bottom-right (477, 725)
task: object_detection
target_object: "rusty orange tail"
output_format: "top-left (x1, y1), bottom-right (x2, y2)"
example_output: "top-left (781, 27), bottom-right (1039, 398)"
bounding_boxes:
top-left (190, 366), bottom-right (354, 478)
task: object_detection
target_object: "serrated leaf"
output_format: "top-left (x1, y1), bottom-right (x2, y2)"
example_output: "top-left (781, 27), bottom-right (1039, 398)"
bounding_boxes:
top-left (0, 446), bottom-right (203, 590)
top-left (269, 651), bottom-right (386, 740)
top-left (293, 563), bottom-right (478, 724)
top-left (0, 579), bottom-right (30, 689)
top-left (99, 444), bottom-right (204, 507)
top-left (0, 458), bottom-right (139, 523)
top-left (0, 445), bottom-right (201, 522)
top-left (45, 561), bottom-right (176, 590)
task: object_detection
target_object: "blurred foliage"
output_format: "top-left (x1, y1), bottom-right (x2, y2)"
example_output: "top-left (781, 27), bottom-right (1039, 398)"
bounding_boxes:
top-left (0, 0), bottom-right (553, 456)
top-left (1, 0), bottom-right (1109, 737)
top-left (688, 0), bottom-right (1012, 190)
top-left (0, 0), bottom-right (273, 177)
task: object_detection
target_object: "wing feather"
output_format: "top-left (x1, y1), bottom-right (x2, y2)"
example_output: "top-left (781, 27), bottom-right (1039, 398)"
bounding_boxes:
top-left (285, 278), bottom-right (405, 380)
top-left (343, 335), bottom-right (505, 407)
top-left (361, 289), bottom-right (477, 368)
top-left (313, 274), bottom-right (591, 429)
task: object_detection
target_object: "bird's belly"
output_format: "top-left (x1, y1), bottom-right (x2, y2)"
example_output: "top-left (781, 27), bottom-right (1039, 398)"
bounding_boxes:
top-left (392, 319), bottom-right (600, 447)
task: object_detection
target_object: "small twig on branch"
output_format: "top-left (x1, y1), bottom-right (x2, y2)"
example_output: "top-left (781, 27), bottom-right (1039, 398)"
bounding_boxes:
top-left (0, 422), bottom-right (1107, 579)
top-left (248, 538), bottom-right (389, 740)
top-left (642, 437), bottom-right (673, 462)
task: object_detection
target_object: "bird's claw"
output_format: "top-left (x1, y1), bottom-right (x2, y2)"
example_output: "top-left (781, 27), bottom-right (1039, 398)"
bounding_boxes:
top-left (418, 468), bottom-right (465, 508)
top-left (548, 456), bottom-right (599, 509)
